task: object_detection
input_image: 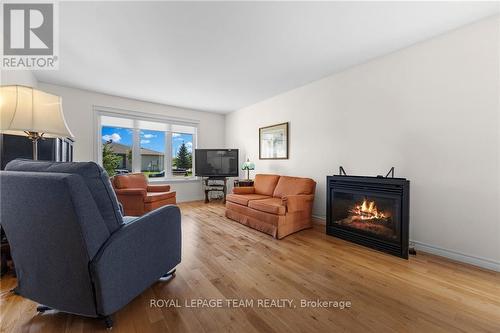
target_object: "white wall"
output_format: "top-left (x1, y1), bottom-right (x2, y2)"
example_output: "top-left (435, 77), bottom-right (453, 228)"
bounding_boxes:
top-left (225, 16), bottom-right (500, 270)
top-left (38, 82), bottom-right (226, 202)
top-left (0, 70), bottom-right (38, 87)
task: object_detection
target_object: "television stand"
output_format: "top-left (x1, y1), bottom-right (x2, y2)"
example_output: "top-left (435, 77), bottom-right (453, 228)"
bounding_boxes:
top-left (204, 177), bottom-right (227, 204)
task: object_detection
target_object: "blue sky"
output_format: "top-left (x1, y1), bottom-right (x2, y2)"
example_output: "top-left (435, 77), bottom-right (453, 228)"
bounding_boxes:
top-left (172, 132), bottom-right (193, 157)
top-left (102, 127), bottom-right (192, 157)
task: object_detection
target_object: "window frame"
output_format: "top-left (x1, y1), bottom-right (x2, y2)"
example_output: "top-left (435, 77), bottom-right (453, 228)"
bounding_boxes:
top-left (93, 105), bottom-right (199, 182)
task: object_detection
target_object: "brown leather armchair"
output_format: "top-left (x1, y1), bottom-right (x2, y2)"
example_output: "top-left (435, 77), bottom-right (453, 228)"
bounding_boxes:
top-left (112, 173), bottom-right (176, 216)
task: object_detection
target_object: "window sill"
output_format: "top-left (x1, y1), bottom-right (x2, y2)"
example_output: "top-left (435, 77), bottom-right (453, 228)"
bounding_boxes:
top-left (148, 177), bottom-right (201, 184)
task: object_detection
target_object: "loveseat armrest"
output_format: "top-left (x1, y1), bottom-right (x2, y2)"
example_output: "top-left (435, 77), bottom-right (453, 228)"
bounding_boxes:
top-left (232, 186), bottom-right (255, 194)
top-left (283, 194), bottom-right (315, 213)
top-left (114, 188), bottom-right (147, 197)
top-left (90, 205), bottom-right (181, 316)
top-left (147, 184), bottom-right (171, 192)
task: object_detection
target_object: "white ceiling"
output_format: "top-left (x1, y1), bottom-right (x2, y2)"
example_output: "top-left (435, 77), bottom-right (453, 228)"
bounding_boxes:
top-left (35, 1), bottom-right (499, 113)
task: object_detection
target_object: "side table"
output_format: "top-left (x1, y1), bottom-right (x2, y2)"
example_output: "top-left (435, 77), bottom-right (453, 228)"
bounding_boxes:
top-left (234, 179), bottom-right (254, 187)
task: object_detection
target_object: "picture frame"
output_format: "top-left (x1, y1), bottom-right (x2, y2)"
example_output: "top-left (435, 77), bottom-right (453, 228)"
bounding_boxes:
top-left (259, 122), bottom-right (289, 159)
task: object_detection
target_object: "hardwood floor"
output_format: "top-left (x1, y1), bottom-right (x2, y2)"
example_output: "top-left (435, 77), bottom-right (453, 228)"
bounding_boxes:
top-left (1, 201), bottom-right (499, 332)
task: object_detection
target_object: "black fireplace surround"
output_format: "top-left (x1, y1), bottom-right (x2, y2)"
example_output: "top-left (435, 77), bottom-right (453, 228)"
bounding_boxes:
top-left (327, 175), bottom-right (410, 259)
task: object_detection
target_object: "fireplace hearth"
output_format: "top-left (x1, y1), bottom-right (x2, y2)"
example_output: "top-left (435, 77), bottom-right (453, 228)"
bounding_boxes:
top-left (326, 174), bottom-right (410, 258)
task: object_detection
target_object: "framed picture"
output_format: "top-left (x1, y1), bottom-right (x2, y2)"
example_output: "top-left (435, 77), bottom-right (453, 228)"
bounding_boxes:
top-left (259, 122), bottom-right (289, 159)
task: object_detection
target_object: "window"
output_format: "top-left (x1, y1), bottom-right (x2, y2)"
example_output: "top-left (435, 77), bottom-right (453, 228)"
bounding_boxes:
top-left (172, 132), bottom-right (193, 178)
top-left (102, 126), bottom-right (133, 173)
top-left (98, 112), bottom-right (197, 179)
top-left (140, 129), bottom-right (165, 178)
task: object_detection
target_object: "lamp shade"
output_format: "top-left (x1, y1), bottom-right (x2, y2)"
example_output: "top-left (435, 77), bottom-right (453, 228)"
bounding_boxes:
top-left (241, 159), bottom-right (255, 170)
top-left (0, 85), bottom-right (74, 138)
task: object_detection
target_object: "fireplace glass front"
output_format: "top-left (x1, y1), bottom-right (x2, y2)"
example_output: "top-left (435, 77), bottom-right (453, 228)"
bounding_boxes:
top-left (331, 192), bottom-right (400, 243)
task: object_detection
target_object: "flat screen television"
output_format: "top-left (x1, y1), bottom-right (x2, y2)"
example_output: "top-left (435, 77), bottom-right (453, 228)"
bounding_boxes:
top-left (195, 149), bottom-right (239, 177)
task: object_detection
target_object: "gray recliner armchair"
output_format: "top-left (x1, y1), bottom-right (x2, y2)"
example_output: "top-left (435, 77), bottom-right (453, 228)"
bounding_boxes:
top-left (0, 160), bottom-right (181, 329)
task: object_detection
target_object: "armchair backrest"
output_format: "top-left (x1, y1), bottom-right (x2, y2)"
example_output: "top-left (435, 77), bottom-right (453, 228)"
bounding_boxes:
top-left (0, 170), bottom-right (111, 316)
top-left (273, 176), bottom-right (316, 198)
top-left (254, 174), bottom-right (280, 196)
top-left (5, 160), bottom-right (123, 233)
top-left (113, 173), bottom-right (148, 190)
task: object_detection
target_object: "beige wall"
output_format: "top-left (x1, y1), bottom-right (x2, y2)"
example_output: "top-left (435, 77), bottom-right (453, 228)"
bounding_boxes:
top-left (39, 82), bottom-right (226, 203)
top-left (0, 70), bottom-right (38, 87)
top-left (225, 16), bottom-right (500, 270)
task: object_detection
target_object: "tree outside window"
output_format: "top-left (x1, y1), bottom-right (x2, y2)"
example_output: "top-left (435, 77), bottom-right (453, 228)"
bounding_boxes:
top-left (172, 133), bottom-right (193, 177)
top-left (101, 126), bottom-right (133, 175)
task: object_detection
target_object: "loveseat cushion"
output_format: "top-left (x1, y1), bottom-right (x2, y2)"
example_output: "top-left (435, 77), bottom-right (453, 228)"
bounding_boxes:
top-left (273, 176), bottom-right (316, 198)
top-left (248, 198), bottom-right (286, 215)
top-left (232, 186), bottom-right (255, 195)
top-left (226, 193), bottom-right (270, 206)
top-left (6, 159), bottom-right (123, 233)
top-left (254, 174), bottom-right (281, 196)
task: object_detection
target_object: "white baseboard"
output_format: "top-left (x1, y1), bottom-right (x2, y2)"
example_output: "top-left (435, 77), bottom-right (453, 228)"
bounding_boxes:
top-left (313, 215), bottom-right (499, 272)
top-left (411, 240), bottom-right (500, 272)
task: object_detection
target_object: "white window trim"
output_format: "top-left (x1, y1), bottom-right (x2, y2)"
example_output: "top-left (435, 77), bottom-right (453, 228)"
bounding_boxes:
top-left (93, 105), bottom-right (200, 182)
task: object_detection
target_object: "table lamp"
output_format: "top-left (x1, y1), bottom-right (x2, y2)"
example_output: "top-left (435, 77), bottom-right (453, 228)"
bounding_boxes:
top-left (0, 85), bottom-right (74, 160)
top-left (241, 158), bottom-right (255, 180)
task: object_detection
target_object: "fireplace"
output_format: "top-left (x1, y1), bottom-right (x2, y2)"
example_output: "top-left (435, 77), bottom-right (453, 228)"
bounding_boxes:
top-left (327, 175), bottom-right (410, 258)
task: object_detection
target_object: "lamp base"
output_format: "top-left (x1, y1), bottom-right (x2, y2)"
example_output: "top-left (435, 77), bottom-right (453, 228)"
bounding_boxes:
top-left (24, 131), bottom-right (44, 160)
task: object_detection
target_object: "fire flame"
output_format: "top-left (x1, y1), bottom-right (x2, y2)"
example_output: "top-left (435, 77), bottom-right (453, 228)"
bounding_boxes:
top-left (350, 199), bottom-right (386, 220)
